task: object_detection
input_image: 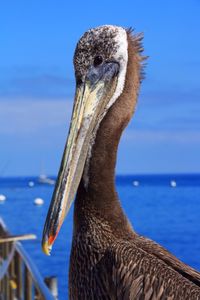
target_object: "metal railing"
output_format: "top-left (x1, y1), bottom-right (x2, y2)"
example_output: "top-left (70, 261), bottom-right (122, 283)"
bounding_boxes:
top-left (0, 218), bottom-right (55, 300)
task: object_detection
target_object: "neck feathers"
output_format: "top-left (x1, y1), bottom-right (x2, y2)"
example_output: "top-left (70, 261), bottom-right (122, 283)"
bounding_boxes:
top-left (74, 30), bottom-right (145, 232)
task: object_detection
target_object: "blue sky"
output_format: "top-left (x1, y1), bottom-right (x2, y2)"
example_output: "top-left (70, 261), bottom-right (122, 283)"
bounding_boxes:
top-left (1, 0), bottom-right (200, 176)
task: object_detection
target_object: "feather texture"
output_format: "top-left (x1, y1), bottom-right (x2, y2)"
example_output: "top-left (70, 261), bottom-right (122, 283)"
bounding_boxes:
top-left (66, 26), bottom-right (200, 299)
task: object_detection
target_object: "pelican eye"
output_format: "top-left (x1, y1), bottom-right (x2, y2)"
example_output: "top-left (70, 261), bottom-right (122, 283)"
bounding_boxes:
top-left (93, 56), bottom-right (103, 67)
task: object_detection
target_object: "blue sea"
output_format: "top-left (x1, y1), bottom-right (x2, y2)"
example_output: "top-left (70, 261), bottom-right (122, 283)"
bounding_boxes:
top-left (0, 174), bottom-right (200, 299)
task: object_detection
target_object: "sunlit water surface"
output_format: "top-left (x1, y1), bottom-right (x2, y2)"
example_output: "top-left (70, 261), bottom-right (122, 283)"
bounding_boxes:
top-left (0, 174), bottom-right (200, 299)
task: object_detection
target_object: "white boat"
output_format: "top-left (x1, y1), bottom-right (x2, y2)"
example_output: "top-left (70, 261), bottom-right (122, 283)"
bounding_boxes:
top-left (38, 161), bottom-right (55, 185)
top-left (34, 198), bottom-right (44, 205)
top-left (133, 180), bottom-right (139, 187)
top-left (38, 174), bottom-right (55, 185)
top-left (170, 180), bottom-right (177, 188)
top-left (0, 194), bottom-right (6, 202)
top-left (28, 181), bottom-right (35, 187)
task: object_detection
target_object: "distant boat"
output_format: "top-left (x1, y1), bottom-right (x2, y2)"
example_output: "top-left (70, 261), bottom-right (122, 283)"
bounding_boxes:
top-left (0, 194), bottom-right (6, 202)
top-left (34, 197), bottom-right (44, 205)
top-left (28, 181), bottom-right (35, 187)
top-left (38, 174), bottom-right (55, 186)
top-left (170, 180), bottom-right (177, 188)
top-left (132, 180), bottom-right (139, 187)
top-left (37, 161), bottom-right (56, 186)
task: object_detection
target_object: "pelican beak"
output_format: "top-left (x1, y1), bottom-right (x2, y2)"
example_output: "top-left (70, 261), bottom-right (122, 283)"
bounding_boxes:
top-left (42, 61), bottom-right (119, 255)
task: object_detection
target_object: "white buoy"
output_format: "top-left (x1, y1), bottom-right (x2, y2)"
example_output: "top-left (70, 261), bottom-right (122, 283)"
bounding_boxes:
top-left (133, 180), bottom-right (139, 187)
top-left (34, 198), bottom-right (44, 206)
top-left (170, 180), bottom-right (177, 188)
top-left (0, 194), bottom-right (6, 202)
top-left (28, 181), bottom-right (35, 187)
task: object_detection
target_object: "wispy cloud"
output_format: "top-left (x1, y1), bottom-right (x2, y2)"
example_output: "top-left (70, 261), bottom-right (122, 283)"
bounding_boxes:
top-left (0, 95), bottom-right (200, 176)
top-left (123, 128), bottom-right (200, 144)
top-left (0, 66), bottom-right (75, 99)
top-left (0, 98), bottom-right (72, 135)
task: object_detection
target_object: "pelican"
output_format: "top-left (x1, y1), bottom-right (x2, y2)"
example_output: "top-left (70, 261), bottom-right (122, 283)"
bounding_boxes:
top-left (42, 25), bottom-right (200, 299)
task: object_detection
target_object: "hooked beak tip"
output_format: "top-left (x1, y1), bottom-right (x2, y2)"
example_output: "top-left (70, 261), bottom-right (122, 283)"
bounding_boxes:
top-left (42, 235), bottom-right (55, 256)
top-left (42, 241), bottom-right (51, 256)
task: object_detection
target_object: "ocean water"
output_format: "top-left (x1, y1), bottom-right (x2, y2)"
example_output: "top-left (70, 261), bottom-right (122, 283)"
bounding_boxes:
top-left (0, 174), bottom-right (200, 299)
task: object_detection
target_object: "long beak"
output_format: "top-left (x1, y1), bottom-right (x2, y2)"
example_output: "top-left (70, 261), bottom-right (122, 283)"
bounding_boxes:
top-left (42, 62), bottom-right (119, 255)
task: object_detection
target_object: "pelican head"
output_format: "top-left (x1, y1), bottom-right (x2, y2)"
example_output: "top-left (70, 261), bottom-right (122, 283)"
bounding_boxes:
top-left (42, 25), bottom-right (130, 255)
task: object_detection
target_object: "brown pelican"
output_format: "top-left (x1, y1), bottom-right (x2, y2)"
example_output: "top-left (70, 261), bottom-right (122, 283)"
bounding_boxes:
top-left (42, 25), bottom-right (200, 299)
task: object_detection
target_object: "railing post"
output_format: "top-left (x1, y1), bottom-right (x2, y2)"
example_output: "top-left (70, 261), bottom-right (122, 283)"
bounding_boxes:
top-left (5, 242), bottom-right (10, 299)
top-left (9, 243), bottom-right (16, 300)
top-left (0, 219), bottom-right (55, 300)
top-left (45, 277), bottom-right (58, 299)
top-left (15, 252), bottom-right (23, 299)
top-left (24, 266), bottom-right (32, 300)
